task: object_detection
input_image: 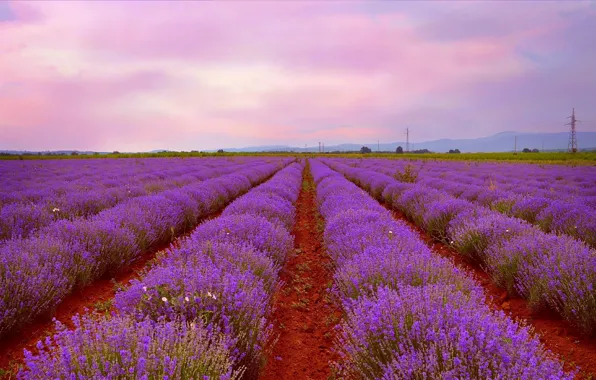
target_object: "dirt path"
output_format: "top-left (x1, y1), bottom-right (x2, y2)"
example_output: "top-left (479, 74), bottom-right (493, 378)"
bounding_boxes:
top-left (385, 205), bottom-right (596, 379)
top-left (260, 162), bottom-right (341, 380)
top-left (0, 211), bottom-right (224, 378)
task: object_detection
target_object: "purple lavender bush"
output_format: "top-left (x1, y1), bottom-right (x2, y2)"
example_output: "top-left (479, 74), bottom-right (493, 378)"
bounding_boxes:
top-left (167, 240), bottom-right (280, 294)
top-left (537, 201), bottom-right (596, 248)
top-left (0, 234), bottom-right (73, 337)
top-left (335, 286), bottom-right (572, 379)
top-left (311, 160), bottom-right (571, 378)
top-left (0, 160), bottom-right (291, 340)
top-left (114, 255), bottom-right (271, 372)
top-left (447, 209), bottom-right (532, 263)
top-left (334, 252), bottom-right (479, 304)
top-left (486, 233), bottom-right (596, 334)
top-left (422, 198), bottom-right (474, 243)
top-left (42, 218), bottom-right (139, 287)
top-left (20, 316), bottom-right (242, 379)
top-left (222, 193), bottom-right (296, 230)
top-left (191, 214), bottom-right (293, 267)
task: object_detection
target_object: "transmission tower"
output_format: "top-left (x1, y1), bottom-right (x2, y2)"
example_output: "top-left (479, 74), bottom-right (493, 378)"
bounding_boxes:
top-left (566, 108), bottom-right (578, 153)
top-left (405, 128), bottom-right (410, 152)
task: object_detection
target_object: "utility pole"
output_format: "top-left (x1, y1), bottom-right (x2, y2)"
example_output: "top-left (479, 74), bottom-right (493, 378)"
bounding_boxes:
top-left (318, 142), bottom-right (321, 153)
top-left (566, 108), bottom-right (578, 153)
top-left (378, 140), bottom-right (380, 152)
top-left (405, 128), bottom-right (410, 153)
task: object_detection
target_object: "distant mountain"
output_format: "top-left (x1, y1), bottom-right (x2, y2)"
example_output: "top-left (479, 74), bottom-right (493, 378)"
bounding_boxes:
top-left (210, 131), bottom-right (596, 153)
top-left (3, 131), bottom-right (596, 155)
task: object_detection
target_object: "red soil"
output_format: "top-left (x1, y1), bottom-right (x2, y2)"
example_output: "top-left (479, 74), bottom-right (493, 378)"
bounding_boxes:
top-left (0, 211), bottom-right (222, 378)
top-left (387, 206), bottom-right (596, 379)
top-left (260, 164), bottom-right (342, 380)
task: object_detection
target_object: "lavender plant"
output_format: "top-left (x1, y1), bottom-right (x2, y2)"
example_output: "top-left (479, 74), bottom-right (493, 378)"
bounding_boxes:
top-left (336, 286), bottom-right (572, 380)
top-left (20, 315), bottom-right (243, 379)
top-left (0, 160), bottom-right (292, 340)
top-left (311, 159), bottom-right (572, 378)
top-left (22, 161), bottom-right (303, 378)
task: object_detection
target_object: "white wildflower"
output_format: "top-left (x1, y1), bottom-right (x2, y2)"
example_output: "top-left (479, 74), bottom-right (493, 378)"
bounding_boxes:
top-left (142, 286), bottom-right (147, 292)
top-left (52, 208), bottom-right (60, 212)
top-left (185, 296), bottom-right (190, 302)
top-left (161, 297), bottom-right (168, 302)
top-left (207, 292), bottom-right (217, 300)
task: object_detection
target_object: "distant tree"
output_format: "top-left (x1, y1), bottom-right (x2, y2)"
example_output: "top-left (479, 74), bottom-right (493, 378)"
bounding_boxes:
top-left (396, 146), bottom-right (404, 154)
top-left (454, 149), bottom-right (461, 154)
top-left (522, 148), bottom-right (531, 153)
top-left (532, 148), bottom-right (540, 153)
top-left (112, 151), bottom-right (120, 154)
top-left (217, 149), bottom-right (224, 153)
top-left (70, 151), bottom-right (79, 156)
top-left (360, 146), bottom-right (372, 154)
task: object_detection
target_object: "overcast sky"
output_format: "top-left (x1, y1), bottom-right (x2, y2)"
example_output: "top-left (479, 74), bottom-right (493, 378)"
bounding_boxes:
top-left (1, 1), bottom-right (595, 151)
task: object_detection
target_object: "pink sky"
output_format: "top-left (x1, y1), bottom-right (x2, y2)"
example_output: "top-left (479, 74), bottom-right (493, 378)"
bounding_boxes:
top-left (0, 1), bottom-right (595, 151)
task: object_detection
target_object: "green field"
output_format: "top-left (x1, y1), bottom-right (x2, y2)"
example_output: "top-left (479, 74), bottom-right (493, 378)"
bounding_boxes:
top-left (2, 151), bottom-right (595, 165)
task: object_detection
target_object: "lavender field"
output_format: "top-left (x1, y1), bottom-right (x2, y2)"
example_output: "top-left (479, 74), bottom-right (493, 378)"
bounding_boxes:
top-left (1, 156), bottom-right (594, 379)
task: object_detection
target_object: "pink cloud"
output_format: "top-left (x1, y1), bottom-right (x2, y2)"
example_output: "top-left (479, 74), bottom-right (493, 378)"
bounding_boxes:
top-left (0, 0), bottom-right (594, 151)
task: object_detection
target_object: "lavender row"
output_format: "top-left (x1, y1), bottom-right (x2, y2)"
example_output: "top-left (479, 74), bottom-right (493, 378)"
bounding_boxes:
top-left (0, 159), bottom-right (292, 340)
top-left (19, 162), bottom-right (304, 379)
top-left (0, 158), bottom-right (215, 205)
top-left (355, 158), bottom-right (596, 247)
top-left (1, 159), bottom-right (271, 241)
top-left (324, 158), bottom-right (596, 336)
top-left (362, 158), bottom-right (596, 199)
top-left (0, 157), bottom-right (248, 196)
top-left (310, 160), bottom-right (571, 379)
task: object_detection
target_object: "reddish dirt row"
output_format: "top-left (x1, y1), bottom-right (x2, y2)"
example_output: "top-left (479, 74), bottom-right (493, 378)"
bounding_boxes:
top-left (260, 164), bottom-right (342, 380)
top-left (0, 211), bottom-right (222, 378)
top-left (385, 205), bottom-right (596, 379)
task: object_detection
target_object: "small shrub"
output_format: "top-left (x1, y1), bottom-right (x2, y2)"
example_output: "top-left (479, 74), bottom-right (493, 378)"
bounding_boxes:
top-left (393, 164), bottom-right (419, 183)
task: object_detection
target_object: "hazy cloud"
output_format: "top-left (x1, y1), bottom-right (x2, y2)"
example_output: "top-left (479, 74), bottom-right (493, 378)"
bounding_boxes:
top-left (0, 0), bottom-right (594, 151)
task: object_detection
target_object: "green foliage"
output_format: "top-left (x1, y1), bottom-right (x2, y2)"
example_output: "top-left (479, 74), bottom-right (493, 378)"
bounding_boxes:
top-left (393, 164), bottom-right (419, 183)
top-left (1, 150), bottom-right (595, 166)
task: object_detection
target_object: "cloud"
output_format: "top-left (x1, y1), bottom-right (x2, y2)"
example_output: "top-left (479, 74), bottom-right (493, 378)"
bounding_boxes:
top-left (0, 1), bottom-right (16, 22)
top-left (0, 0), bottom-right (594, 151)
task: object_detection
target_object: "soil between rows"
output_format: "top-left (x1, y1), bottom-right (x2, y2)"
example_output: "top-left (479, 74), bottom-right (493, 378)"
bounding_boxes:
top-left (384, 204), bottom-right (596, 379)
top-left (260, 164), bottom-right (342, 380)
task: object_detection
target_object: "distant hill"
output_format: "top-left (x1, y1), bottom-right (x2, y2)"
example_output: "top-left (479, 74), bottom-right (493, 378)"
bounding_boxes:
top-left (3, 131), bottom-right (596, 155)
top-left (210, 131), bottom-right (596, 153)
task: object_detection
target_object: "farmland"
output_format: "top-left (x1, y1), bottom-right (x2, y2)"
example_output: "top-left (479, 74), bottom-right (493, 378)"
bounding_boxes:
top-left (1, 156), bottom-right (596, 379)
